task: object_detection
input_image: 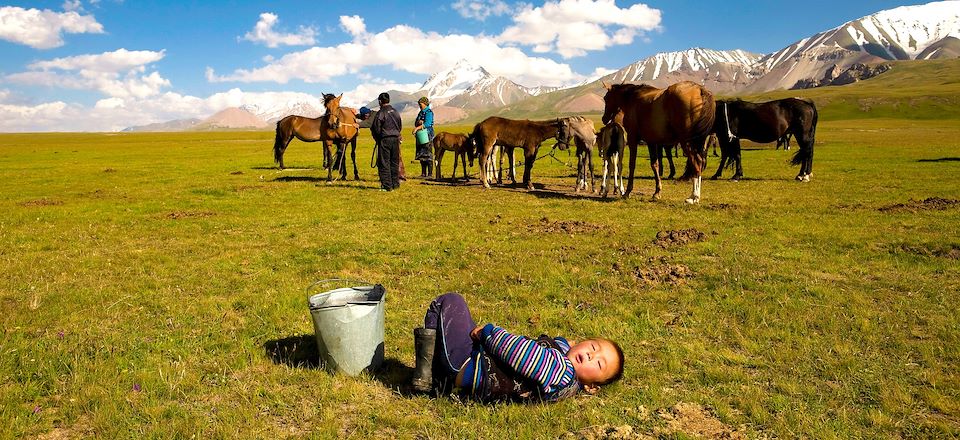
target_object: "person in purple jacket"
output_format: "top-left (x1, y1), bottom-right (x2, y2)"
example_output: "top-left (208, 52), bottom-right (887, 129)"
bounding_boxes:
top-left (410, 293), bottom-right (624, 402)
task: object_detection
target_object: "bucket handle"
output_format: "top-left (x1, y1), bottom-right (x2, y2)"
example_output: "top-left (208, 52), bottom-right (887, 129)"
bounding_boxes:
top-left (306, 278), bottom-right (376, 306)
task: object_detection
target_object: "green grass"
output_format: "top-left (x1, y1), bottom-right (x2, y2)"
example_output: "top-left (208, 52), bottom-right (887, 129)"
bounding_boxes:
top-left (1, 117), bottom-right (958, 438)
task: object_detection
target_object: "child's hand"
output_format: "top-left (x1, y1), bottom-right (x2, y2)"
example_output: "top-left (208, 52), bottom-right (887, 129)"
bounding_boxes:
top-left (470, 325), bottom-right (484, 341)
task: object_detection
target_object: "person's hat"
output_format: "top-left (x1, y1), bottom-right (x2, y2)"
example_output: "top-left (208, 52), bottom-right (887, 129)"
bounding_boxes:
top-left (359, 106), bottom-right (371, 116)
top-left (418, 96), bottom-right (430, 105)
top-left (377, 92), bottom-right (390, 103)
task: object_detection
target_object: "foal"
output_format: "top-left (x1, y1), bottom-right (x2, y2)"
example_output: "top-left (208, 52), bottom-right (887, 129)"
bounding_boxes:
top-left (432, 132), bottom-right (476, 181)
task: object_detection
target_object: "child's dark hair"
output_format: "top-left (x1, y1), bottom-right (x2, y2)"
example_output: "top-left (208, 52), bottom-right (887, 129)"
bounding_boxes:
top-left (598, 338), bottom-right (625, 386)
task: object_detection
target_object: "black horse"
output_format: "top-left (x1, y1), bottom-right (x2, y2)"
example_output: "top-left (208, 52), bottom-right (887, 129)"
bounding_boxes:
top-left (712, 98), bottom-right (818, 181)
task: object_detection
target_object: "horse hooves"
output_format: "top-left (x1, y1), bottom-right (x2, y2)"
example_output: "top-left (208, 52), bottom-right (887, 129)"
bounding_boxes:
top-left (684, 198), bottom-right (700, 205)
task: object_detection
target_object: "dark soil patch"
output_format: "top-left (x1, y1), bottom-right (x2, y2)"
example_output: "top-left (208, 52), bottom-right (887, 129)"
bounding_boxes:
top-left (652, 228), bottom-right (707, 249)
top-left (704, 203), bottom-right (737, 211)
top-left (20, 199), bottom-right (63, 207)
top-left (527, 216), bottom-right (605, 234)
top-left (165, 211), bottom-right (216, 220)
top-left (230, 171), bottom-right (244, 175)
top-left (879, 197), bottom-right (960, 212)
top-left (103, 168), bottom-right (117, 173)
top-left (630, 256), bottom-right (692, 286)
top-left (894, 243), bottom-right (960, 260)
top-left (561, 402), bottom-right (745, 439)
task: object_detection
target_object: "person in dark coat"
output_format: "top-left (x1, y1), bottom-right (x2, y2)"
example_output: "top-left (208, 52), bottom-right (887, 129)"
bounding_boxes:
top-left (371, 92), bottom-right (403, 191)
top-left (413, 96), bottom-right (435, 178)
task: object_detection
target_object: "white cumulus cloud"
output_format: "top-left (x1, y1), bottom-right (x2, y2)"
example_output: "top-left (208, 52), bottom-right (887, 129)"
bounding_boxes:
top-left (5, 49), bottom-right (170, 99)
top-left (241, 12), bottom-right (317, 48)
top-left (209, 16), bottom-right (581, 88)
top-left (499, 0), bottom-right (661, 58)
top-left (452, 0), bottom-right (513, 21)
top-left (0, 6), bottom-right (104, 49)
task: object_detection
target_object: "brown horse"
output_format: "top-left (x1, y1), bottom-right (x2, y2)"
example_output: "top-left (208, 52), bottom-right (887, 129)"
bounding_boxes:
top-left (601, 81), bottom-right (716, 204)
top-left (471, 116), bottom-right (567, 190)
top-left (272, 94), bottom-right (360, 181)
top-left (432, 131), bottom-right (475, 181)
top-left (559, 116), bottom-right (598, 193)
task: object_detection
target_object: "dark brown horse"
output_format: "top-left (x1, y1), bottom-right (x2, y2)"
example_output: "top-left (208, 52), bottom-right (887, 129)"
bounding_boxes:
top-left (272, 94), bottom-right (360, 181)
top-left (597, 119), bottom-right (627, 198)
top-left (601, 81), bottom-right (716, 203)
top-left (711, 98), bottom-right (817, 181)
top-left (432, 131), bottom-right (476, 181)
top-left (471, 116), bottom-right (567, 190)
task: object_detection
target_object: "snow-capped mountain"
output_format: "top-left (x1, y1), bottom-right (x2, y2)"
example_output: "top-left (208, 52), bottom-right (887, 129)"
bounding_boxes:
top-left (745, 0), bottom-right (960, 91)
top-left (417, 60), bottom-right (493, 104)
top-left (240, 100), bottom-right (323, 124)
top-left (598, 48), bottom-right (762, 94)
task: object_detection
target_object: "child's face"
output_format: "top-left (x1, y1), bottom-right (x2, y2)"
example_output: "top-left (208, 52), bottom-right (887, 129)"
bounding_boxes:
top-left (566, 339), bottom-right (620, 386)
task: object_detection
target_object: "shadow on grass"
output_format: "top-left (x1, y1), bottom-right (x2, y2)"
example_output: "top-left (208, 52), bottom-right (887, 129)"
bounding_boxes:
top-left (264, 335), bottom-right (417, 394)
top-left (918, 157), bottom-right (960, 162)
top-left (272, 176), bottom-right (327, 183)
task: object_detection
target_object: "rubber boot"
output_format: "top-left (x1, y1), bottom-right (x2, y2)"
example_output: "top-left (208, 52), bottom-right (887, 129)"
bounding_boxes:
top-left (411, 327), bottom-right (436, 393)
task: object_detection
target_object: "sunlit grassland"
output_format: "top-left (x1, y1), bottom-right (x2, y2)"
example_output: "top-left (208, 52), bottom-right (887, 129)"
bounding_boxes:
top-left (1, 117), bottom-right (958, 438)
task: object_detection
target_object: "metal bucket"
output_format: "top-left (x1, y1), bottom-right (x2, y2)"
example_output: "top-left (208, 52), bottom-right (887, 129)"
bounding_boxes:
top-left (307, 280), bottom-right (385, 376)
top-left (415, 129), bottom-right (430, 145)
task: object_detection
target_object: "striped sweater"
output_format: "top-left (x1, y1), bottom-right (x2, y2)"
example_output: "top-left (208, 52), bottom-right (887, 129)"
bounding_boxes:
top-left (461, 324), bottom-right (579, 401)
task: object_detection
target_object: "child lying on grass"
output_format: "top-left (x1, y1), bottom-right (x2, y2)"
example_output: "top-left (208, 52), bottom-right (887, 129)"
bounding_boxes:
top-left (410, 293), bottom-right (624, 402)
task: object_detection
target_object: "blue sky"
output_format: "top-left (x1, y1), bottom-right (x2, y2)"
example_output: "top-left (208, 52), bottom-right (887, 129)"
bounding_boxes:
top-left (0, 0), bottom-right (931, 131)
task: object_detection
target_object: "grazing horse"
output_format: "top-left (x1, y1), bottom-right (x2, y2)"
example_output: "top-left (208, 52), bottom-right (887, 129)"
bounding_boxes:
top-left (776, 133), bottom-right (792, 150)
top-left (601, 81), bottom-right (716, 204)
top-left (559, 116), bottom-right (598, 193)
top-left (471, 116), bottom-right (567, 190)
top-left (273, 94), bottom-right (360, 181)
top-left (597, 119), bottom-right (627, 198)
top-left (432, 131), bottom-right (476, 181)
top-left (657, 144), bottom-right (677, 180)
top-left (711, 98), bottom-right (818, 181)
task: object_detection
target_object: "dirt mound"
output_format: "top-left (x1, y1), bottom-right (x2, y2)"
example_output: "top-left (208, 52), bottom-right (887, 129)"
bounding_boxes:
top-left (166, 211), bottom-right (216, 219)
top-left (20, 199), bottom-right (63, 207)
top-left (631, 256), bottom-right (692, 285)
top-left (562, 425), bottom-right (649, 440)
top-left (653, 228), bottom-right (707, 249)
top-left (879, 197), bottom-right (959, 212)
top-left (528, 216), bottom-right (605, 234)
top-left (894, 243), bottom-right (960, 259)
top-left (657, 403), bottom-right (745, 439)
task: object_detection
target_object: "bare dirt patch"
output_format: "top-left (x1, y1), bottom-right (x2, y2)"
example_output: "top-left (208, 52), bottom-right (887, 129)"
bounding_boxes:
top-left (652, 228), bottom-right (707, 249)
top-left (879, 197), bottom-right (959, 212)
top-left (527, 216), bottom-right (605, 235)
top-left (562, 424), bottom-right (649, 440)
top-left (657, 402), bottom-right (746, 439)
top-left (627, 256), bottom-right (693, 286)
top-left (20, 198), bottom-right (63, 207)
top-left (893, 243), bottom-right (960, 260)
top-left (705, 203), bottom-right (737, 211)
top-left (165, 211), bottom-right (216, 220)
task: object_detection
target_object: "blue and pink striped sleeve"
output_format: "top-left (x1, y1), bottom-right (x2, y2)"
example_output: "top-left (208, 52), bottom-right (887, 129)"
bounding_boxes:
top-left (478, 324), bottom-right (576, 395)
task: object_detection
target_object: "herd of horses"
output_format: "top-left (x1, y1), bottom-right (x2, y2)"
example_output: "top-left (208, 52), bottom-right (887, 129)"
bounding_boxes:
top-left (272, 81), bottom-right (819, 203)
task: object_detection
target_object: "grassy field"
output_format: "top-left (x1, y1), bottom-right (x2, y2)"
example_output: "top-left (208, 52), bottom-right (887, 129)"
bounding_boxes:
top-left (1, 114), bottom-right (959, 438)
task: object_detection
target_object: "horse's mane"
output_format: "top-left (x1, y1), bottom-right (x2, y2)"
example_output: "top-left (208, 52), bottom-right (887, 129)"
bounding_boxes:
top-left (611, 83), bottom-right (658, 93)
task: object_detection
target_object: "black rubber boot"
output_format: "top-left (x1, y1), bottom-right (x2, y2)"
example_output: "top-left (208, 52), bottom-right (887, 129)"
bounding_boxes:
top-left (411, 328), bottom-right (436, 393)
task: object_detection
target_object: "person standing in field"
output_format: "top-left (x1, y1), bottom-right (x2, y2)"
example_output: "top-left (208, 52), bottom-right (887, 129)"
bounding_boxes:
top-left (371, 92), bottom-right (403, 191)
top-left (412, 96), bottom-right (435, 178)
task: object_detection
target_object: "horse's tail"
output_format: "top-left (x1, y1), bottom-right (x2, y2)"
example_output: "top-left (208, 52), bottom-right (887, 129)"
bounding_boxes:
top-left (791, 101), bottom-right (818, 166)
top-left (273, 118), bottom-right (288, 167)
top-left (680, 88), bottom-right (717, 180)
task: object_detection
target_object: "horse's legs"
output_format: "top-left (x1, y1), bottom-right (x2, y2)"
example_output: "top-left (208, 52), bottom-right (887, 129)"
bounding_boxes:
top-left (588, 148), bottom-right (596, 193)
top-left (615, 150), bottom-right (624, 195)
top-left (730, 139), bottom-right (743, 181)
top-left (648, 144), bottom-right (662, 200)
top-left (522, 148), bottom-right (536, 191)
top-left (665, 146), bottom-right (676, 180)
top-left (435, 149), bottom-right (445, 180)
top-left (351, 138), bottom-right (359, 180)
top-left (624, 143), bottom-right (638, 198)
top-left (600, 156), bottom-right (610, 197)
top-left (575, 149), bottom-right (585, 192)
top-left (712, 138), bottom-right (728, 180)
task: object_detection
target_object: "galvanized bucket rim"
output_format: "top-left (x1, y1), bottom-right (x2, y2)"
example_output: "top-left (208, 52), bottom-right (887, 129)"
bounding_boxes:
top-left (306, 278), bottom-right (381, 310)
